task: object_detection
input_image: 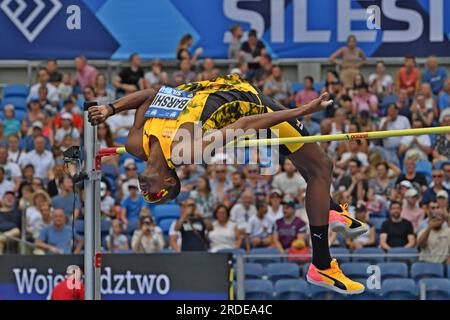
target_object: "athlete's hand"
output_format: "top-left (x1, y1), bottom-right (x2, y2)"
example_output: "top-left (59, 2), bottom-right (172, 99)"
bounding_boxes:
top-left (88, 104), bottom-right (112, 125)
top-left (298, 92), bottom-right (333, 116)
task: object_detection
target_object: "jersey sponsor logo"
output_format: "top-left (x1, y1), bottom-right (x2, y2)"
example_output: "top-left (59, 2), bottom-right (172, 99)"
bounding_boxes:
top-left (145, 86), bottom-right (194, 119)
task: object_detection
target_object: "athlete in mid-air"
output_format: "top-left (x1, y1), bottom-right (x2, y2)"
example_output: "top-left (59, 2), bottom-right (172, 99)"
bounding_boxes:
top-left (88, 74), bottom-right (368, 294)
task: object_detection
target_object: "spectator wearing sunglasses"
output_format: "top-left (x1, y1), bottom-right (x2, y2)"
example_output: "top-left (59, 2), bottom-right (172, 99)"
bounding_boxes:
top-left (422, 168), bottom-right (450, 206)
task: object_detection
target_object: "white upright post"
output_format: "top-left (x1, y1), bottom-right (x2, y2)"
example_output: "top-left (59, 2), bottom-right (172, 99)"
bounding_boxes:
top-left (83, 102), bottom-right (102, 300)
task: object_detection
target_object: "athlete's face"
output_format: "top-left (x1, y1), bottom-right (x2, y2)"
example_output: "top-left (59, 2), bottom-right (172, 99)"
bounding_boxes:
top-left (138, 166), bottom-right (177, 203)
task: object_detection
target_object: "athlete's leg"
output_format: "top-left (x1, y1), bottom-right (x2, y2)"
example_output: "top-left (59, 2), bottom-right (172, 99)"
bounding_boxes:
top-left (287, 143), bottom-right (333, 269)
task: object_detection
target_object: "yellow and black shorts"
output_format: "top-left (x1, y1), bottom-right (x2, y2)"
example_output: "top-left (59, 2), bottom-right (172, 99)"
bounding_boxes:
top-left (198, 86), bottom-right (310, 156)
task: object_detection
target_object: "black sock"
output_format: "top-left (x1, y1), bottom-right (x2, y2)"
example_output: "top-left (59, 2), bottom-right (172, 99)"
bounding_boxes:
top-left (330, 198), bottom-right (342, 212)
top-left (310, 224), bottom-right (332, 270)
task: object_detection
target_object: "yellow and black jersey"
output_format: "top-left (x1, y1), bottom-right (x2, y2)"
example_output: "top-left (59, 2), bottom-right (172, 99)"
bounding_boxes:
top-left (142, 74), bottom-right (308, 168)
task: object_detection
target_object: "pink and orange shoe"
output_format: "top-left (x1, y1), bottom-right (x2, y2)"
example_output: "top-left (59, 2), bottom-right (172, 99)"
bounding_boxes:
top-left (329, 204), bottom-right (368, 239)
top-left (306, 259), bottom-right (365, 294)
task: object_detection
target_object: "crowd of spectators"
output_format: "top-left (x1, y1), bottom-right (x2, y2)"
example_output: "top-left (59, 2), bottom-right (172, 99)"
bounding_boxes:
top-left (0, 31), bottom-right (449, 265)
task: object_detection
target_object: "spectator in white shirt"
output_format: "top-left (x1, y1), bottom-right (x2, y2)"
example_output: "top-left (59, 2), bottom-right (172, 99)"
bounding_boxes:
top-left (337, 140), bottom-right (369, 172)
top-left (27, 68), bottom-right (59, 103)
top-left (169, 220), bottom-right (182, 252)
top-left (379, 103), bottom-right (411, 165)
top-left (209, 205), bottom-right (242, 252)
top-left (0, 147), bottom-right (21, 184)
top-left (272, 159), bottom-right (307, 203)
top-left (266, 189), bottom-right (284, 225)
top-left (54, 113), bottom-right (80, 147)
top-left (369, 61), bottom-right (394, 97)
top-left (399, 118), bottom-right (432, 161)
top-left (230, 189), bottom-right (257, 232)
top-left (0, 167), bottom-right (14, 199)
top-left (245, 199), bottom-right (275, 253)
top-left (6, 134), bottom-right (26, 165)
top-left (20, 136), bottom-right (55, 180)
top-left (106, 110), bottom-right (135, 138)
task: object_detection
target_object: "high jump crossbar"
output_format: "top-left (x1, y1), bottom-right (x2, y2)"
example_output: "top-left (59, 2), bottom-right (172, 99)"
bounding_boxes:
top-left (235, 126), bottom-right (450, 147)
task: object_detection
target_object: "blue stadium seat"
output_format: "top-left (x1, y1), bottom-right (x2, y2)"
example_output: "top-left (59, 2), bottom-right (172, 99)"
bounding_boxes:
top-left (313, 81), bottom-right (325, 92)
top-left (341, 262), bottom-right (370, 278)
top-left (377, 262), bottom-right (408, 280)
top-left (301, 263), bottom-right (310, 277)
top-left (265, 263), bottom-right (300, 282)
top-left (347, 278), bottom-right (381, 300)
top-left (153, 204), bottom-right (180, 224)
top-left (3, 84), bottom-right (29, 98)
top-left (291, 82), bottom-right (305, 93)
top-left (308, 284), bottom-right (347, 300)
top-left (101, 163), bottom-right (118, 178)
top-left (217, 248), bottom-right (246, 257)
top-left (434, 160), bottom-right (449, 170)
top-left (352, 247), bottom-right (385, 263)
top-left (418, 278), bottom-right (450, 300)
top-left (1, 97), bottom-right (27, 111)
top-left (411, 262), bottom-right (444, 281)
top-left (382, 278), bottom-right (418, 300)
top-left (114, 136), bottom-right (127, 146)
top-left (249, 248), bottom-right (282, 265)
top-left (136, 161), bottom-right (147, 173)
top-left (125, 220), bottom-right (139, 235)
top-left (244, 279), bottom-right (274, 300)
top-left (370, 217), bottom-right (385, 233)
top-left (114, 249), bottom-right (133, 254)
top-left (414, 160), bottom-right (433, 183)
top-left (387, 247), bottom-right (418, 263)
top-left (244, 263), bottom-right (264, 279)
top-left (330, 247), bottom-right (351, 263)
top-left (275, 279), bottom-right (309, 300)
top-left (74, 219), bottom-right (84, 235)
top-left (159, 218), bottom-right (176, 235)
top-left (160, 248), bottom-right (176, 253)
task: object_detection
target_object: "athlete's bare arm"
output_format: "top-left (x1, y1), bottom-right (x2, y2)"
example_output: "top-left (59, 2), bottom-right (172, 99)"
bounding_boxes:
top-left (197, 92), bottom-right (332, 156)
top-left (87, 88), bottom-right (157, 125)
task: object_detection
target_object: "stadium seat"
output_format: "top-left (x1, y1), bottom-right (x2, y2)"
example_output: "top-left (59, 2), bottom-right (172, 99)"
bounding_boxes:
top-left (352, 247), bottom-right (385, 263)
top-left (244, 263), bottom-right (264, 279)
top-left (370, 217), bottom-right (385, 232)
top-left (418, 278), bottom-right (450, 300)
top-left (244, 279), bottom-right (274, 300)
top-left (101, 163), bottom-right (118, 178)
top-left (158, 218), bottom-right (176, 235)
top-left (411, 262), bottom-right (444, 281)
top-left (291, 82), bottom-right (305, 93)
top-left (347, 277), bottom-right (381, 300)
top-left (160, 248), bottom-right (176, 253)
top-left (313, 81), bottom-right (325, 92)
top-left (341, 262), bottom-right (370, 278)
top-left (434, 160), bottom-right (449, 170)
top-left (275, 279), bottom-right (309, 300)
top-left (414, 160), bottom-right (433, 183)
top-left (382, 278), bottom-right (418, 300)
top-left (114, 136), bottom-right (128, 146)
top-left (249, 248), bottom-right (282, 265)
top-left (377, 262), bottom-right (408, 280)
top-left (308, 284), bottom-right (347, 300)
top-left (265, 263), bottom-right (300, 282)
top-left (217, 248), bottom-right (246, 257)
top-left (136, 161), bottom-right (147, 173)
top-left (153, 204), bottom-right (180, 224)
top-left (3, 84), bottom-right (29, 98)
top-left (125, 220), bottom-right (139, 235)
top-left (1, 97), bottom-right (27, 111)
top-left (387, 247), bottom-right (418, 263)
top-left (74, 219), bottom-right (84, 235)
top-left (330, 247), bottom-right (351, 263)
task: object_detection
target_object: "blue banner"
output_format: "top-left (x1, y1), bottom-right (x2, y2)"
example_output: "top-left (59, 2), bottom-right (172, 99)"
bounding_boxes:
top-left (0, 0), bottom-right (449, 59)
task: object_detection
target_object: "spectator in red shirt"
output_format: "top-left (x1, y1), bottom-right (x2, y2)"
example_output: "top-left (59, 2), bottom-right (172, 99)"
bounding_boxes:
top-left (54, 99), bottom-right (83, 130)
top-left (74, 55), bottom-right (98, 90)
top-left (395, 55), bottom-right (421, 98)
top-left (295, 76), bottom-right (319, 106)
top-left (51, 265), bottom-right (84, 300)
